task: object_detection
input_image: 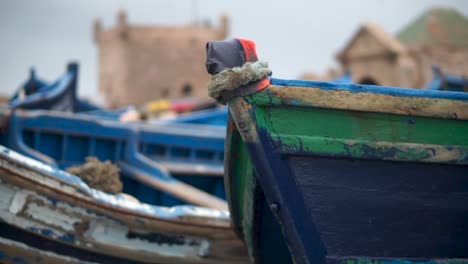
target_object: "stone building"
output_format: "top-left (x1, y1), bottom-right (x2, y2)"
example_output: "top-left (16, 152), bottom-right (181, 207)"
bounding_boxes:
top-left (94, 10), bottom-right (228, 107)
top-left (302, 8), bottom-right (468, 89)
top-left (337, 8), bottom-right (468, 88)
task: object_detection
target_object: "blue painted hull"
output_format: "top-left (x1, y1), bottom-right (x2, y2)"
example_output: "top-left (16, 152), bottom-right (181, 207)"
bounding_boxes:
top-left (425, 66), bottom-right (468, 92)
top-left (162, 107), bottom-right (228, 126)
top-left (1, 110), bottom-right (226, 208)
top-left (8, 63), bottom-right (99, 112)
top-left (288, 155), bottom-right (467, 259)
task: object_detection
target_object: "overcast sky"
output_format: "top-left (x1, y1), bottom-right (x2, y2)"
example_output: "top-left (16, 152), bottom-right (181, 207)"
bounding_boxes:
top-left (1, 0), bottom-right (467, 100)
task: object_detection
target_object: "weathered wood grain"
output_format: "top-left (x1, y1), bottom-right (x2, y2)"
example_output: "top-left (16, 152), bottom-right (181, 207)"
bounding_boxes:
top-left (0, 155), bottom-right (249, 264)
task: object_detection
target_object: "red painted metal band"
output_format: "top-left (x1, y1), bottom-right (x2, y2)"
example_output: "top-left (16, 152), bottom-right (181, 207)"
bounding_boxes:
top-left (236, 38), bottom-right (258, 62)
top-left (236, 38), bottom-right (269, 94)
top-left (253, 77), bottom-right (270, 93)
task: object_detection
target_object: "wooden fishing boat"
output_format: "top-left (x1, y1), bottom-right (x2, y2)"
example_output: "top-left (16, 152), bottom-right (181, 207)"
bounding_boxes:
top-left (206, 38), bottom-right (468, 264)
top-left (8, 62), bottom-right (227, 125)
top-left (1, 109), bottom-right (227, 210)
top-left (154, 107), bottom-right (228, 126)
top-left (8, 63), bottom-right (99, 112)
top-left (0, 145), bottom-right (248, 263)
top-left (330, 71), bottom-right (352, 84)
top-left (425, 66), bottom-right (468, 92)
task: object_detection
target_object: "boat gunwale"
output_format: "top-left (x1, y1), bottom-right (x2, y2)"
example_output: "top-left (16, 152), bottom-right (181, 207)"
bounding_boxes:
top-left (0, 149), bottom-right (232, 230)
top-left (248, 79), bottom-right (468, 120)
top-left (8, 71), bottom-right (76, 110)
top-left (14, 109), bottom-right (227, 139)
top-left (270, 78), bottom-right (468, 101)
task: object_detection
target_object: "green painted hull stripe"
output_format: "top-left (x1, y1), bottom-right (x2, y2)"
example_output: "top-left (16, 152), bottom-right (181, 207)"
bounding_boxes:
top-left (276, 135), bottom-right (468, 165)
top-left (255, 106), bottom-right (468, 147)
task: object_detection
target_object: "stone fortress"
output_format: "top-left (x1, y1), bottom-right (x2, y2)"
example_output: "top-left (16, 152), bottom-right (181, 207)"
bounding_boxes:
top-left (95, 8), bottom-right (467, 107)
top-left (94, 10), bottom-right (228, 107)
top-left (301, 7), bottom-right (468, 89)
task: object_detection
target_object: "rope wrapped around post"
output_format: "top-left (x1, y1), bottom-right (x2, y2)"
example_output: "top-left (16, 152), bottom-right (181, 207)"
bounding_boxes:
top-left (208, 61), bottom-right (271, 104)
top-left (206, 38), bottom-right (271, 104)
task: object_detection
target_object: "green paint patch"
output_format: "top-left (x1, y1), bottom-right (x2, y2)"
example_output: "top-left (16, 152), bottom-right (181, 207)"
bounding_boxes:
top-left (250, 88), bottom-right (282, 105)
top-left (255, 100), bottom-right (468, 164)
top-left (275, 135), bottom-right (468, 164)
top-left (259, 105), bottom-right (468, 147)
top-left (224, 116), bottom-right (256, 259)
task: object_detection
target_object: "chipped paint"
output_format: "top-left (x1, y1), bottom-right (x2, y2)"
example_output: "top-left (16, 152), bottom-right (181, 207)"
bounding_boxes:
top-left (25, 202), bottom-right (82, 232)
top-left (0, 146), bottom-right (92, 194)
top-left (0, 176), bottom-right (212, 261)
top-left (224, 80), bottom-right (468, 264)
top-left (275, 135), bottom-right (468, 165)
top-left (223, 117), bottom-right (257, 261)
top-left (254, 85), bottom-right (468, 120)
top-left (1, 184), bottom-right (84, 242)
top-left (227, 97), bottom-right (260, 143)
top-left (9, 189), bottom-right (27, 215)
top-left (0, 145), bottom-right (230, 225)
top-left (86, 220), bottom-right (210, 258)
top-left (0, 146), bottom-right (250, 263)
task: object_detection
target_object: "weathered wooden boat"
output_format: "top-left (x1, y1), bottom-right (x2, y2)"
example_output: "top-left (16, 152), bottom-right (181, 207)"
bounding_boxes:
top-left (330, 71), bottom-right (352, 84)
top-left (425, 66), bottom-right (468, 92)
top-left (8, 63), bottom-right (99, 112)
top-left (8, 68), bottom-right (48, 103)
top-left (0, 109), bottom-right (227, 210)
top-left (7, 62), bottom-right (227, 127)
top-left (0, 145), bottom-right (248, 263)
top-left (206, 38), bottom-right (468, 264)
top-left (154, 107), bottom-right (228, 126)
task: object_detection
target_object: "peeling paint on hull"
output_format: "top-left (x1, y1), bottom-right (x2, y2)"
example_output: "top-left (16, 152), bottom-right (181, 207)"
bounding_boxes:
top-left (224, 83), bottom-right (468, 264)
top-left (0, 146), bottom-right (249, 264)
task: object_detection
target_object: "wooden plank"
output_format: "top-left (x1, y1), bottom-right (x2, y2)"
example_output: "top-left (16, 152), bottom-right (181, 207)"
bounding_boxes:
top-left (119, 162), bottom-right (228, 210)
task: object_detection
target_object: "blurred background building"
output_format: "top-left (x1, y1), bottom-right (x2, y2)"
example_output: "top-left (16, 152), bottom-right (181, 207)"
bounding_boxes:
top-left (301, 8), bottom-right (468, 89)
top-left (94, 10), bottom-right (228, 107)
top-left (1, 1), bottom-right (468, 105)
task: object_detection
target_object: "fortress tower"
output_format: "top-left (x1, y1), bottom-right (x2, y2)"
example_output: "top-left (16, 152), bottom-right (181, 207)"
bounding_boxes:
top-left (94, 10), bottom-right (229, 107)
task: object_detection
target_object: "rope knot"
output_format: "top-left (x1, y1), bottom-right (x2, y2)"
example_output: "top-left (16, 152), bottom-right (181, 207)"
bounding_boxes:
top-left (208, 61), bottom-right (271, 104)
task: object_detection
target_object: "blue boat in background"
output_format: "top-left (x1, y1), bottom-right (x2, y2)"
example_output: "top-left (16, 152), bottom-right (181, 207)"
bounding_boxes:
top-left (0, 62), bottom-right (248, 263)
top-left (7, 62), bottom-right (230, 127)
top-left (0, 109), bottom-right (227, 210)
top-left (330, 71), bottom-right (352, 84)
top-left (3, 64), bottom-right (229, 207)
top-left (8, 63), bottom-right (99, 112)
top-left (153, 107), bottom-right (228, 127)
top-left (425, 66), bottom-right (468, 92)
